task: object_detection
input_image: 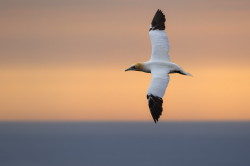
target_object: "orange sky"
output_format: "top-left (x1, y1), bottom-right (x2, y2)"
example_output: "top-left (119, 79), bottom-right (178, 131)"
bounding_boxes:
top-left (0, 0), bottom-right (250, 121)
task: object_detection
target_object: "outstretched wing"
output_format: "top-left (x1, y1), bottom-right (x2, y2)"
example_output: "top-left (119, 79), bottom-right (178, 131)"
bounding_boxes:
top-left (147, 68), bottom-right (169, 123)
top-left (149, 10), bottom-right (170, 61)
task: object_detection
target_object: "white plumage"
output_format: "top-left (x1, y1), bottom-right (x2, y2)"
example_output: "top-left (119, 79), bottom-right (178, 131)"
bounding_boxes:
top-left (147, 29), bottom-right (170, 98)
top-left (147, 66), bottom-right (170, 98)
top-left (149, 30), bottom-right (170, 62)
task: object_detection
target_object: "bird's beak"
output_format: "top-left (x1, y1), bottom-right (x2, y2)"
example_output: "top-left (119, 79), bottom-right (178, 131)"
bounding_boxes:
top-left (125, 67), bottom-right (134, 72)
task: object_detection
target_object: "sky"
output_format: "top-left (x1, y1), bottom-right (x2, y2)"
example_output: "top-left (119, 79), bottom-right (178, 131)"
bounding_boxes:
top-left (0, 0), bottom-right (250, 121)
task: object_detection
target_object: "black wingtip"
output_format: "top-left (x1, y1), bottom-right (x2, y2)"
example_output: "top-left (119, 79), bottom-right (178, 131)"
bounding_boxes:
top-left (147, 94), bottom-right (163, 123)
top-left (150, 9), bottom-right (166, 31)
top-left (157, 9), bottom-right (163, 14)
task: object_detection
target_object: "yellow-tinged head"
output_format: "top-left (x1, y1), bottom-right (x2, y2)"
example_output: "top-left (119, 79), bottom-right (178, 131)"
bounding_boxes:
top-left (125, 63), bottom-right (144, 72)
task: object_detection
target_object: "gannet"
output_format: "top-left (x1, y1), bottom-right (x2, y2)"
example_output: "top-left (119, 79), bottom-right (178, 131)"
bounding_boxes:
top-left (125, 9), bottom-right (192, 123)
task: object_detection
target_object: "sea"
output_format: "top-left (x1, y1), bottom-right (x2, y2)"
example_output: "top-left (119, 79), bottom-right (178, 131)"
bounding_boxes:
top-left (0, 122), bottom-right (249, 166)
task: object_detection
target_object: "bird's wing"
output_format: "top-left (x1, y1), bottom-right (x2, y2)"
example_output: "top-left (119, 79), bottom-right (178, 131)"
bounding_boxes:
top-left (147, 68), bottom-right (170, 123)
top-left (149, 10), bottom-right (170, 61)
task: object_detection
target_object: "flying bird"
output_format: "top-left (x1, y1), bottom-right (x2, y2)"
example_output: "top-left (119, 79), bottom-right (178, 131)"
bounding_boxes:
top-left (125, 10), bottom-right (192, 123)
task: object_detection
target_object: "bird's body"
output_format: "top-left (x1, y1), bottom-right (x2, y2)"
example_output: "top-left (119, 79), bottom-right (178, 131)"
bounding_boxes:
top-left (125, 10), bottom-right (191, 123)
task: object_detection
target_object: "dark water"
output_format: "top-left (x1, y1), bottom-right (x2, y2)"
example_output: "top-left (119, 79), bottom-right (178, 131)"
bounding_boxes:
top-left (0, 122), bottom-right (250, 166)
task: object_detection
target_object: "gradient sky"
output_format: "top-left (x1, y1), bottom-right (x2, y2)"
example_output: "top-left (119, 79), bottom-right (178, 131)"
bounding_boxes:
top-left (1, 0), bottom-right (250, 121)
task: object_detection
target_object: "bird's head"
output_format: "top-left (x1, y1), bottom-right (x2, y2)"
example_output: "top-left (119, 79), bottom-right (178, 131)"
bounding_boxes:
top-left (125, 63), bottom-right (144, 72)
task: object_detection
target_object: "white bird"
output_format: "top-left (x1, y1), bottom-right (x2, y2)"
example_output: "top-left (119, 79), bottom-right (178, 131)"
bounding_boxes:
top-left (125, 9), bottom-right (192, 123)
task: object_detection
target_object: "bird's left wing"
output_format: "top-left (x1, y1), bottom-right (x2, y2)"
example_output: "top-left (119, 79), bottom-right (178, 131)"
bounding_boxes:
top-left (147, 68), bottom-right (170, 123)
top-left (149, 10), bottom-right (170, 62)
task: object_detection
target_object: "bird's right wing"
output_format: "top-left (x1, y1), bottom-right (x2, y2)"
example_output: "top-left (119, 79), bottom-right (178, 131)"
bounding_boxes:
top-left (149, 10), bottom-right (170, 62)
top-left (147, 68), bottom-right (170, 123)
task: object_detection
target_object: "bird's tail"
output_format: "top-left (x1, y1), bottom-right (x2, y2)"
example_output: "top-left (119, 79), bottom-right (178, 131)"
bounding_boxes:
top-left (179, 69), bottom-right (192, 76)
top-left (186, 72), bottom-right (192, 76)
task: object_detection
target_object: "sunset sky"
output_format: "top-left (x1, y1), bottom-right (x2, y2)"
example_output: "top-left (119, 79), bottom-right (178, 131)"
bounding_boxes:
top-left (1, 0), bottom-right (250, 121)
